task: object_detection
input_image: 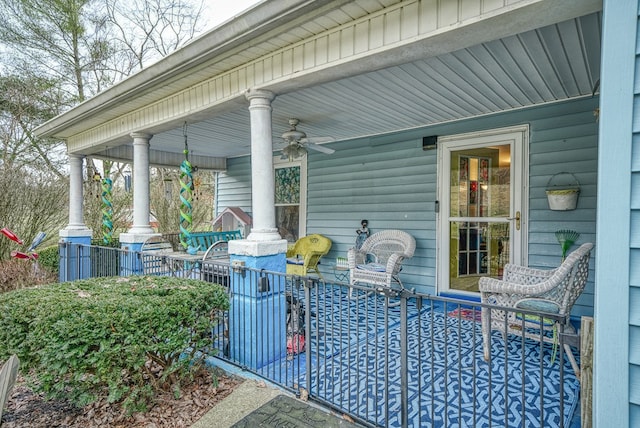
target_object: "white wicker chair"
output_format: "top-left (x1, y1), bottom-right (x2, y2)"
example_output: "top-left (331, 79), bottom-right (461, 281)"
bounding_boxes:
top-left (479, 242), bottom-right (593, 376)
top-left (347, 230), bottom-right (416, 295)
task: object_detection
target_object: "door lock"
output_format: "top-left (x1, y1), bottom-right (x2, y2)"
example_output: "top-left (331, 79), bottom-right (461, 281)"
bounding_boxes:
top-left (507, 211), bottom-right (521, 231)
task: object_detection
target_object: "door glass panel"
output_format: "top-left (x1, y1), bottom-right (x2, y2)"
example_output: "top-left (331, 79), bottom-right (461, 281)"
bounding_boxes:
top-left (276, 205), bottom-right (300, 242)
top-left (275, 165), bottom-right (301, 242)
top-left (449, 145), bottom-right (511, 292)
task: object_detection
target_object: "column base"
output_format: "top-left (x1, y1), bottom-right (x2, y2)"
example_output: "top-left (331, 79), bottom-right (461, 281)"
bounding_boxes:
top-left (228, 238), bottom-right (287, 369)
top-left (59, 227), bottom-right (93, 239)
top-left (58, 229), bottom-right (93, 282)
top-left (119, 232), bottom-right (160, 247)
top-left (228, 238), bottom-right (288, 258)
top-left (119, 232), bottom-right (161, 276)
top-left (247, 228), bottom-right (283, 242)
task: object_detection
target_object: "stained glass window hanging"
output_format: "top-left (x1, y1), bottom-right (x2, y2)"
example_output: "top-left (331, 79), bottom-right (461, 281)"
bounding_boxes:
top-left (275, 166), bottom-right (300, 204)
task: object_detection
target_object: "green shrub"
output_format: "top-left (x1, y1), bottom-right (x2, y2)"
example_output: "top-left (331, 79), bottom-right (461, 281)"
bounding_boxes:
top-left (0, 276), bottom-right (229, 413)
top-left (36, 246), bottom-right (59, 273)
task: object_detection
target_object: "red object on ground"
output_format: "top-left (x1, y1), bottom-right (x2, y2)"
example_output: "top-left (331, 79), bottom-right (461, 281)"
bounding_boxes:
top-left (11, 251), bottom-right (37, 260)
top-left (287, 333), bottom-right (305, 355)
top-left (1, 228), bottom-right (23, 245)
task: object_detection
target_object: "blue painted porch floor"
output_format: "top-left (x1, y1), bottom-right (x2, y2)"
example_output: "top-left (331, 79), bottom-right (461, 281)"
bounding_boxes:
top-left (228, 285), bottom-right (580, 427)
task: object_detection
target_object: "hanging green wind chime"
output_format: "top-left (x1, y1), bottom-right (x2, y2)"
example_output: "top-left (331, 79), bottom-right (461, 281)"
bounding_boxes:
top-left (179, 123), bottom-right (194, 251)
top-left (101, 177), bottom-right (114, 245)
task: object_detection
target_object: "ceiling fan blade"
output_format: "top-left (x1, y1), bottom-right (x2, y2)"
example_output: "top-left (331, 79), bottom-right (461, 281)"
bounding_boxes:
top-left (300, 136), bottom-right (334, 144)
top-left (305, 142), bottom-right (335, 154)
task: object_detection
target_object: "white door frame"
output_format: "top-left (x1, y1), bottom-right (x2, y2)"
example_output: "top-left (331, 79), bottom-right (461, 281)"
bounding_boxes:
top-left (436, 125), bottom-right (529, 295)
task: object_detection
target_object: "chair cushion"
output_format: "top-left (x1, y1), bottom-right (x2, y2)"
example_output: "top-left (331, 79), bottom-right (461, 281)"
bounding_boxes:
top-left (286, 257), bottom-right (304, 265)
top-left (515, 299), bottom-right (560, 314)
top-left (514, 298), bottom-right (559, 327)
top-left (356, 263), bottom-right (386, 272)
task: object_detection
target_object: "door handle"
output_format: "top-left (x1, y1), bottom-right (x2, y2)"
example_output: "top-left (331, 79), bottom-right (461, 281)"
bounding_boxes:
top-left (507, 211), bottom-right (521, 231)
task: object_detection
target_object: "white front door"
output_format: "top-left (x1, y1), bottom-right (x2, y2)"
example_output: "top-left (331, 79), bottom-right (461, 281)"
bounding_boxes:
top-left (437, 126), bottom-right (528, 295)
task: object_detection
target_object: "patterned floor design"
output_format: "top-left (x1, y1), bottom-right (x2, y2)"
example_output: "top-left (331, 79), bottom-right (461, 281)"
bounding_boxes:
top-left (248, 284), bottom-right (579, 427)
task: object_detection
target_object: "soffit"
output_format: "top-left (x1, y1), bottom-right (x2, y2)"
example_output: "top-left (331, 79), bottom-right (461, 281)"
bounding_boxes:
top-left (141, 11), bottom-right (602, 163)
top-left (36, 0), bottom-right (602, 167)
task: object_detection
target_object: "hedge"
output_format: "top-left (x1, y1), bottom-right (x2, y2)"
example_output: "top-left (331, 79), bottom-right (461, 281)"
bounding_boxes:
top-left (0, 275), bottom-right (229, 413)
top-left (36, 246), bottom-right (59, 273)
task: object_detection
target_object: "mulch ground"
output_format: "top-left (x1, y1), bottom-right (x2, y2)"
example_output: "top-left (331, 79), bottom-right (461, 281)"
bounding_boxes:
top-left (1, 370), bottom-right (242, 428)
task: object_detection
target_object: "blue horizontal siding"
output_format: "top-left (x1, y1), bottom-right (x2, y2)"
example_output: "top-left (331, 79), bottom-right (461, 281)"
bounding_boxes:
top-left (216, 157), bottom-right (252, 218)
top-left (217, 97), bottom-right (599, 301)
top-left (632, 364), bottom-right (640, 406)
top-left (631, 2), bottom-right (640, 424)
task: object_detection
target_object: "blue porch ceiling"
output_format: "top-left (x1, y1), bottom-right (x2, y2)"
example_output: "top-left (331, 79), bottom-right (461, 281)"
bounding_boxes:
top-left (137, 11), bottom-right (601, 163)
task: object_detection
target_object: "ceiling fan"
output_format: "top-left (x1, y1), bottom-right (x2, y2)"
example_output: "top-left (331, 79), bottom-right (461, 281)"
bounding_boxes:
top-left (279, 118), bottom-right (335, 160)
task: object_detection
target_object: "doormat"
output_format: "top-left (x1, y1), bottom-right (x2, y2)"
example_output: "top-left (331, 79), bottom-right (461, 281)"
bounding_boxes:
top-left (231, 394), bottom-right (359, 427)
top-left (447, 307), bottom-right (482, 323)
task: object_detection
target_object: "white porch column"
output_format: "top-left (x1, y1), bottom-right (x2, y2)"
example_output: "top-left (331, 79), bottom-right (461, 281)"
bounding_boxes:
top-left (59, 153), bottom-right (91, 282)
top-left (65, 154), bottom-right (90, 232)
top-left (245, 89), bottom-right (281, 242)
top-left (128, 132), bottom-right (155, 235)
top-left (227, 90), bottom-right (287, 371)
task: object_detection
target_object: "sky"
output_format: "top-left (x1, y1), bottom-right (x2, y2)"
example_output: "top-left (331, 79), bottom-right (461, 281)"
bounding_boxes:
top-left (202, 0), bottom-right (264, 31)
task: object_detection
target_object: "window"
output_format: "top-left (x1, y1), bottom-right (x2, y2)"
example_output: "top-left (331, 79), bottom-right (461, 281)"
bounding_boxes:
top-left (274, 157), bottom-right (306, 242)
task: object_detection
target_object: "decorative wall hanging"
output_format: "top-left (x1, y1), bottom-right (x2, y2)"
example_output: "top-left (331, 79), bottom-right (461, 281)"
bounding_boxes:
top-left (179, 123), bottom-right (194, 252)
top-left (101, 177), bottom-right (113, 244)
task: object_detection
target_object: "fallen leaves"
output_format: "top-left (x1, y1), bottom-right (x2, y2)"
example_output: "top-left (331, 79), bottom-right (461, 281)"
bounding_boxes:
top-left (343, 413), bottom-right (355, 423)
top-left (299, 388), bottom-right (309, 402)
top-left (0, 372), bottom-right (242, 428)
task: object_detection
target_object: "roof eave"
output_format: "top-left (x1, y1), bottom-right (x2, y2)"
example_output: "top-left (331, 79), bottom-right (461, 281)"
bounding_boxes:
top-left (34, 0), bottom-right (345, 139)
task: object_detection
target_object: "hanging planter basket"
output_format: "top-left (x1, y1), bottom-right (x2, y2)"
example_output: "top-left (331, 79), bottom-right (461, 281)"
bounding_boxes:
top-left (546, 172), bottom-right (580, 211)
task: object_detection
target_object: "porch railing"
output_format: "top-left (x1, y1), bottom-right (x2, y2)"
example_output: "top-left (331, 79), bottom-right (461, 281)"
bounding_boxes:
top-left (58, 242), bottom-right (580, 428)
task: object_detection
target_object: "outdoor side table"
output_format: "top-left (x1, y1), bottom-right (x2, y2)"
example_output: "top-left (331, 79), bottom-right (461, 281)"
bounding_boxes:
top-left (331, 265), bottom-right (349, 282)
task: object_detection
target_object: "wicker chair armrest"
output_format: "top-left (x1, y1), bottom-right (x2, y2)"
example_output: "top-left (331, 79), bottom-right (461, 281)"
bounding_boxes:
top-left (347, 247), bottom-right (368, 269)
top-left (385, 253), bottom-right (404, 275)
top-left (302, 250), bottom-right (326, 265)
top-left (202, 241), bottom-right (229, 261)
top-left (478, 276), bottom-right (546, 297)
top-left (502, 264), bottom-right (556, 284)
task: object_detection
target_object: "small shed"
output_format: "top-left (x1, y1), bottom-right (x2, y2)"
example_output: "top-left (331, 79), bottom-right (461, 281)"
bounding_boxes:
top-left (213, 207), bottom-right (252, 238)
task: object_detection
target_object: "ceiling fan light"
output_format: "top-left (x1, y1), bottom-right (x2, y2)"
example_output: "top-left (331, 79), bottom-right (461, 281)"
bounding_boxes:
top-left (281, 143), bottom-right (307, 161)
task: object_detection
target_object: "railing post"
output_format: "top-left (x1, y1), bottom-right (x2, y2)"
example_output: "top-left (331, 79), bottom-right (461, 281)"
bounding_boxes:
top-left (58, 241), bottom-right (67, 282)
top-left (400, 294), bottom-right (408, 428)
top-left (58, 228), bottom-right (92, 282)
top-left (59, 239), bottom-right (92, 282)
top-left (305, 278), bottom-right (315, 395)
top-left (118, 235), bottom-right (158, 276)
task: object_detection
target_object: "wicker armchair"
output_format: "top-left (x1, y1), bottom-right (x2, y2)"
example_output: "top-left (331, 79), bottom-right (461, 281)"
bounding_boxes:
top-left (347, 230), bottom-right (416, 292)
top-left (286, 234), bottom-right (332, 279)
top-left (479, 242), bottom-right (593, 376)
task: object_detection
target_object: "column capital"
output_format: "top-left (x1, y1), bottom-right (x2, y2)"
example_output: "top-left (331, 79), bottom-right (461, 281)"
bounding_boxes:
top-left (130, 132), bottom-right (152, 141)
top-left (245, 89), bottom-right (275, 103)
top-left (59, 227), bottom-right (93, 238)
